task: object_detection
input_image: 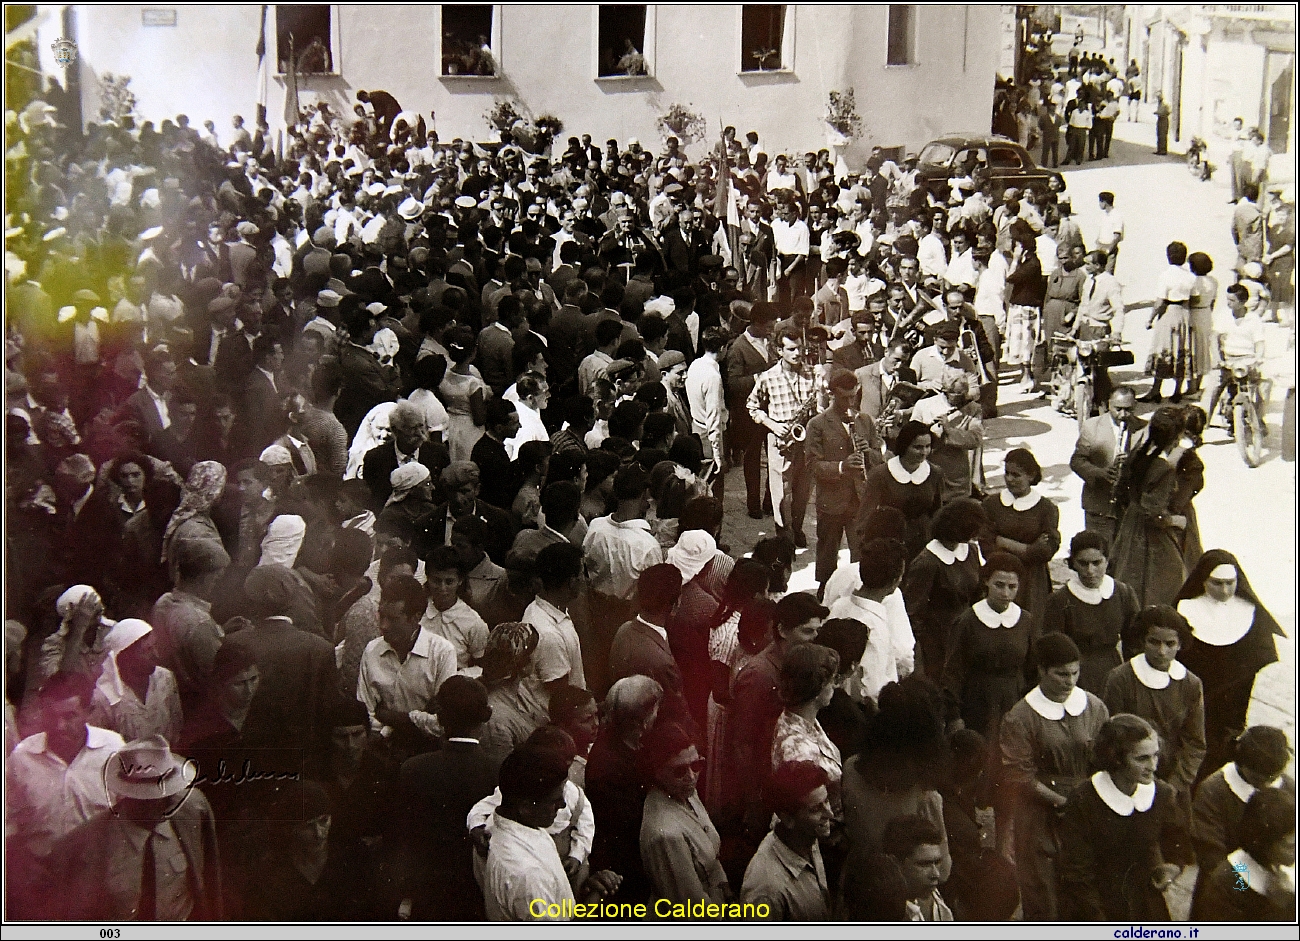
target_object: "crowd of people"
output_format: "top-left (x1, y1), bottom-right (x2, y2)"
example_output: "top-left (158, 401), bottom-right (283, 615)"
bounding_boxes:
top-left (3, 79), bottom-right (1294, 924)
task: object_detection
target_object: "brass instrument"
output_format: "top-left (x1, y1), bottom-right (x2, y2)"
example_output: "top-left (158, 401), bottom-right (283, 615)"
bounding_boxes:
top-left (960, 320), bottom-right (995, 386)
top-left (779, 389), bottom-right (821, 455)
top-left (877, 379), bottom-right (928, 442)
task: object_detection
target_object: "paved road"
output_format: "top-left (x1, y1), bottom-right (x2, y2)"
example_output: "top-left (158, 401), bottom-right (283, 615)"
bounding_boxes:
top-left (719, 116), bottom-right (1294, 752)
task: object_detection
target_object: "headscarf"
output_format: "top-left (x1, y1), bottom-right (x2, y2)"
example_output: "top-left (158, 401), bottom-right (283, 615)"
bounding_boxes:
top-left (55, 584), bottom-right (102, 618)
top-left (345, 401), bottom-right (397, 479)
top-left (386, 463), bottom-right (430, 506)
top-left (96, 618), bottom-right (155, 705)
top-left (257, 514), bottom-right (307, 568)
top-left (1173, 549), bottom-right (1283, 640)
top-left (367, 327), bottom-right (399, 367)
top-left (667, 530), bottom-right (716, 584)
top-left (161, 461), bottom-right (227, 560)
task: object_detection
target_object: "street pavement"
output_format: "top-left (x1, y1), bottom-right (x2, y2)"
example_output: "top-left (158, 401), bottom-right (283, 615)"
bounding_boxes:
top-left (718, 110), bottom-right (1295, 753)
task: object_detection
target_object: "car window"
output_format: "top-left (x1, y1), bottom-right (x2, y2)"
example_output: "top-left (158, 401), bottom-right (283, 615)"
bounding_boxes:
top-left (919, 142), bottom-right (956, 167)
top-left (989, 147), bottom-right (1023, 169)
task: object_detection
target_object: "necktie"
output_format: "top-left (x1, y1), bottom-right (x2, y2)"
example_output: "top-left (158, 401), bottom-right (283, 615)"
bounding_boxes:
top-left (138, 832), bottom-right (157, 920)
top-left (1085, 276), bottom-right (1096, 304)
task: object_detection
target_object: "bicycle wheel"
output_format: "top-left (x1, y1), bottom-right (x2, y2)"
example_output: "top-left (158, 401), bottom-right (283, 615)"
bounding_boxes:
top-left (1234, 400), bottom-right (1265, 467)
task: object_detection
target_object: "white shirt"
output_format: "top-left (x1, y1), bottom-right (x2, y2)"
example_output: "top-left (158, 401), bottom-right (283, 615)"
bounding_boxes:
top-left (1218, 311), bottom-right (1266, 360)
top-left (420, 598), bottom-right (489, 671)
top-left (357, 627), bottom-right (458, 736)
top-left (506, 399), bottom-right (550, 461)
top-left (829, 593), bottom-right (913, 703)
top-left (771, 218), bottom-right (810, 257)
top-left (583, 516), bottom-right (664, 600)
top-left (685, 354), bottom-right (726, 451)
top-left (468, 779), bottom-right (594, 864)
top-left (1096, 208), bottom-right (1125, 250)
top-left (918, 232), bottom-right (948, 279)
top-left (523, 597), bottom-right (586, 691)
top-left (5, 726), bottom-right (126, 857)
top-left (945, 249), bottom-right (977, 288)
top-left (483, 812), bottom-right (575, 921)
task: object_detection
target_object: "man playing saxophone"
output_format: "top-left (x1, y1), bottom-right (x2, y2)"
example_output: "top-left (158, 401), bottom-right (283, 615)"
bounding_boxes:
top-left (806, 368), bottom-right (884, 598)
top-left (748, 321), bottom-right (821, 548)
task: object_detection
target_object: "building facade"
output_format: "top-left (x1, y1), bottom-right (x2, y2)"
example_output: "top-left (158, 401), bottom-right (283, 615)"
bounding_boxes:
top-left (39, 4), bottom-right (1002, 163)
top-left (1124, 4), bottom-right (1294, 157)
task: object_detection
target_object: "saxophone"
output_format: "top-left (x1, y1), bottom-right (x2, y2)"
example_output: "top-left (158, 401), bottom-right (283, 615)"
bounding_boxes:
top-left (779, 390), bottom-right (821, 455)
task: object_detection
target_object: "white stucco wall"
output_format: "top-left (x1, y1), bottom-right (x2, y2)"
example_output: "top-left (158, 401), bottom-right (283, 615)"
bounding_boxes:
top-left (52, 4), bottom-right (1000, 164)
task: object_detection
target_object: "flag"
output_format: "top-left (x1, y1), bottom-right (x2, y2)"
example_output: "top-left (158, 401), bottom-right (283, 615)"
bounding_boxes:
top-left (255, 6), bottom-right (270, 116)
top-left (284, 32), bottom-right (300, 127)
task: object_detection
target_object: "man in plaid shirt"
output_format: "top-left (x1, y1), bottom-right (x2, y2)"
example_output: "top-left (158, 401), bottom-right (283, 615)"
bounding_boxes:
top-left (747, 322), bottom-right (820, 547)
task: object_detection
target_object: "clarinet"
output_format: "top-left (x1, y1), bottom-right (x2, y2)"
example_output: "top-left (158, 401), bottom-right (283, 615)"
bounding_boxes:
top-left (1108, 424), bottom-right (1133, 517)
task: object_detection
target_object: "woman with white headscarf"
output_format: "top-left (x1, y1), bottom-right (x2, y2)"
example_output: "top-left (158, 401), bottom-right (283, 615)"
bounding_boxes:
top-left (88, 618), bottom-right (182, 743)
top-left (33, 585), bottom-right (116, 691)
top-left (161, 460), bottom-right (228, 572)
top-left (344, 401), bottom-right (397, 480)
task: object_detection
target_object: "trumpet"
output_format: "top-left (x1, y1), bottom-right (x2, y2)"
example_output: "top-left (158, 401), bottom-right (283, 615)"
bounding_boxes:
top-left (877, 380), bottom-right (928, 441)
top-left (779, 390), bottom-right (821, 456)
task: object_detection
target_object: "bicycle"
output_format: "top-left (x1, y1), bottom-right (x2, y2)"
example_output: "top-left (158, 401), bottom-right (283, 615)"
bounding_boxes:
top-left (1215, 364), bottom-right (1269, 467)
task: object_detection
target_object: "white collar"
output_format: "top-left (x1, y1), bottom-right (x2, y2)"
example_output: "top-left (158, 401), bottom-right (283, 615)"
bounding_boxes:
top-left (1026, 685), bottom-right (1088, 720)
top-left (1091, 771), bottom-right (1155, 816)
top-left (887, 456), bottom-right (931, 484)
top-left (1226, 849), bottom-right (1281, 896)
top-left (1222, 761), bottom-right (1284, 803)
top-left (1130, 653), bottom-right (1188, 689)
top-left (973, 599), bottom-right (1021, 628)
top-left (1178, 594), bottom-right (1255, 646)
top-left (1000, 488), bottom-right (1042, 511)
top-left (1066, 574), bottom-right (1115, 604)
top-left (926, 539), bottom-right (971, 565)
top-left (636, 615), bottom-right (669, 643)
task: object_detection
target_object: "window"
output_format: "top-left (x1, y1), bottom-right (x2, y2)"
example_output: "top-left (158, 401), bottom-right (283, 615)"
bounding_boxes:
top-left (597, 5), bottom-right (648, 77)
top-left (886, 5), bottom-right (913, 66)
top-left (441, 5), bottom-right (496, 76)
top-left (989, 146), bottom-right (1025, 169)
top-left (277, 5), bottom-right (333, 74)
top-left (740, 5), bottom-right (786, 72)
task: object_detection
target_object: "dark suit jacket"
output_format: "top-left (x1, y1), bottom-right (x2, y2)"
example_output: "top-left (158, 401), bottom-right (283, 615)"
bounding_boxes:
top-left (832, 341), bottom-right (875, 373)
top-left (242, 368), bottom-right (284, 451)
top-left (660, 226), bottom-right (709, 276)
top-left (48, 786), bottom-right (223, 920)
top-left (425, 500), bottom-right (515, 565)
top-left (213, 330), bottom-right (257, 390)
top-left (119, 387), bottom-right (169, 444)
top-left (608, 618), bottom-right (694, 732)
top-left (54, 488), bottom-right (124, 594)
top-left (362, 440), bottom-right (451, 507)
top-left (227, 241), bottom-right (258, 289)
top-left (805, 408), bottom-right (882, 513)
top-left (471, 434), bottom-right (521, 511)
top-left (1071, 414), bottom-right (1148, 515)
top-left (398, 740), bottom-right (509, 920)
top-left (220, 618), bottom-right (337, 771)
top-left (723, 332), bottom-right (774, 413)
top-left (475, 324), bottom-right (515, 398)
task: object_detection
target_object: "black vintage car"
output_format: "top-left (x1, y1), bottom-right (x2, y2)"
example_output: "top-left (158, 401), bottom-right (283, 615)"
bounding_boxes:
top-left (917, 134), bottom-right (1066, 203)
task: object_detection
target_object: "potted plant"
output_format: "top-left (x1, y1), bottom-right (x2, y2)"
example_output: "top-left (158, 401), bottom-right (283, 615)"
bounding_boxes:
top-left (656, 103), bottom-right (707, 148)
top-left (825, 87), bottom-right (863, 147)
top-left (750, 48), bottom-right (780, 71)
top-left (484, 98), bottom-right (524, 140)
top-left (532, 114), bottom-right (564, 155)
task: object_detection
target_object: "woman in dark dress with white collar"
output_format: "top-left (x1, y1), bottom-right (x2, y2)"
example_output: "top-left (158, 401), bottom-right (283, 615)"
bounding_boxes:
top-left (980, 448), bottom-right (1060, 627)
top-left (901, 498), bottom-right (986, 681)
top-left (1043, 530), bottom-right (1142, 693)
top-left (862, 420), bottom-right (947, 563)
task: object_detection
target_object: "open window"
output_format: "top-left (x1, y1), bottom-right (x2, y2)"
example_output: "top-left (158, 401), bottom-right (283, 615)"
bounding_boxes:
top-left (740, 5), bottom-right (788, 72)
top-left (597, 5), bottom-right (648, 77)
top-left (989, 145), bottom-right (1025, 169)
top-left (441, 4), bottom-right (498, 76)
top-left (886, 5), bottom-right (914, 66)
top-left (276, 5), bottom-right (334, 75)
